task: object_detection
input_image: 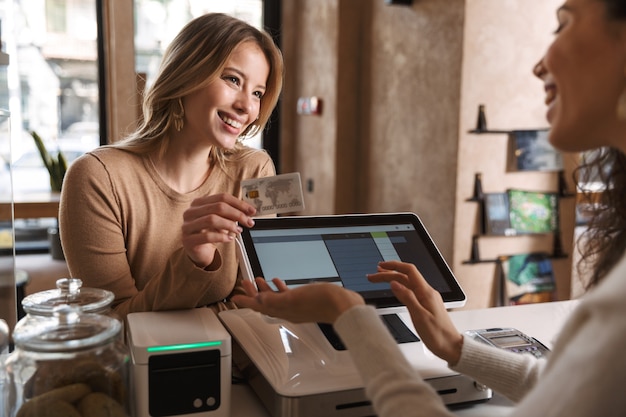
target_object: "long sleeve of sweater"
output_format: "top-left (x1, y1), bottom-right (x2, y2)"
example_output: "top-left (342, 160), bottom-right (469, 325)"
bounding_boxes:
top-left (60, 147), bottom-right (275, 319)
top-left (452, 335), bottom-right (545, 403)
top-left (333, 253), bottom-right (626, 416)
top-left (334, 305), bottom-right (454, 417)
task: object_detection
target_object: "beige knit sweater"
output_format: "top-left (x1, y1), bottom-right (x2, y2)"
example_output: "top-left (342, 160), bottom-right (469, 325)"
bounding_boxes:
top-left (59, 146), bottom-right (275, 319)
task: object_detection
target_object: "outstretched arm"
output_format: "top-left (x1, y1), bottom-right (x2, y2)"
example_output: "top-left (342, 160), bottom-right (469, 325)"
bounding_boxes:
top-left (233, 278), bottom-right (365, 323)
top-left (366, 260), bottom-right (464, 365)
top-left (234, 260), bottom-right (465, 365)
top-left (232, 269), bottom-right (455, 417)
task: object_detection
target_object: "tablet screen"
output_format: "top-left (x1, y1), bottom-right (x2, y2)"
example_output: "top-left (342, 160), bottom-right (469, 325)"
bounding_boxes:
top-left (239, 213), bottom-right (466, 308)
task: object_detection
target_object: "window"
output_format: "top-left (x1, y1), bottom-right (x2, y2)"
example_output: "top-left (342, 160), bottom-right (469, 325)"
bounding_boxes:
top-left (46, 0), bottom-right (68, 33)
top-left (0, 0), bottom-right (100, 254)
top-left (1, 0), bottom-right (100, 192)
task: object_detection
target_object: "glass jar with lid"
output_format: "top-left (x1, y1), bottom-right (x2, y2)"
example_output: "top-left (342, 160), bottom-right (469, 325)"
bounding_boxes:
top-left (1, 318), bottom-right (9, 413)
top-left (17, 277), bottom-right (122, 341)
top-left (21, 278), bottom-right (114, 317)
top-left (0, 319), bottom-right (8, 355)
top-left (3, 304), bottom-right (130, 417)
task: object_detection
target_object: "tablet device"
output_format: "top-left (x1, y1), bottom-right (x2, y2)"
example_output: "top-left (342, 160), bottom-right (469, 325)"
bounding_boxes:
top-left (237, 212), bottom-right (466, 309)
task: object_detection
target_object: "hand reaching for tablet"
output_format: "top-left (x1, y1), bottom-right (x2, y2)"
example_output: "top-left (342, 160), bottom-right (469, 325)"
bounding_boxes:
top-left (234, 260), bottom-right (464, 366)
top-left (367, 261), bottom-right (464, 365)
top-left (233, 278), bottom-right (365, 324)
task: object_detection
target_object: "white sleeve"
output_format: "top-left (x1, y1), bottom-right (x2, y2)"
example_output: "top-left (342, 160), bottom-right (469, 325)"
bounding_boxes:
top-left (452, 335), bottom-right (546, 402)
top-left (334, 255), bottom-right (626, 417)
top-left (334, 305), bottom-right (455, 417)
top-left (506, 267), bottom-right (626, 417)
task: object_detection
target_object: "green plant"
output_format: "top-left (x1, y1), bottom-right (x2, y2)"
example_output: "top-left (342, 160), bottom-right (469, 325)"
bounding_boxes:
top-left (30, 131), bottom-right (67, 192)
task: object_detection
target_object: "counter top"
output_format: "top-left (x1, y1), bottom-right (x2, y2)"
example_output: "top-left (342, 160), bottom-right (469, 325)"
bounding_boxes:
top-left (229, 300), bottom-right (578, 417)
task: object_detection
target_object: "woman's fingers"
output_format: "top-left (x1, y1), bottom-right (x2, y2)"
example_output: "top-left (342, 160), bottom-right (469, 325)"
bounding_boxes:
top-left (241, 279), bottom-right (256, 294)
top-left (272, 278), bottom-right (289, 292)
top-left (181, 193), bottom-right (258, 267)
top-left (233, 280), bottom-right (365, 325)
top-left (369, 261), bottom-right (433, 293)
top-left (255, 277), bottom-right (275, 292)
top-left (190, 192), bottom-right (256, 216)
top-left (184, 193), bottom-right (256, 236)
top-left (182, 211), bottom-right (243, 237)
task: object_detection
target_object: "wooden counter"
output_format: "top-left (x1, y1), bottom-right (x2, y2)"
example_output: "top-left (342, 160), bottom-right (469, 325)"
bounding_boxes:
top-left (0, 192), bottom-right (60, 221)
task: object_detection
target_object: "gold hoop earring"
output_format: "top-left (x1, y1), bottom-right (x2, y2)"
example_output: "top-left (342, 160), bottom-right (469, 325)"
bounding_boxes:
top-left (618, 89), bottom-right (626, 121)
top-left (173, 98), bottom-right (185, 131)
top-left (617, 67), bottom-right (626, 121)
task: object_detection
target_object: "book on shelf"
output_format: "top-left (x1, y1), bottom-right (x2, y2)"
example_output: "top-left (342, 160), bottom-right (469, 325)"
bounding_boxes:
top-left (483, 189), bottom-right (559, 235)
top-left (507, 189), bottom-right (559, 234)
top-left (501, 253), bottom-right (556, 305)
top-left (483, 192), bottom-right (515, 236)
top-left (508, 130), bottom-right (563, 172)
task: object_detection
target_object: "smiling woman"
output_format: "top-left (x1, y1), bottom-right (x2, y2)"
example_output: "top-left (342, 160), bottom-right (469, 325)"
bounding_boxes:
top-left (59, 12), bottom-right (284, 320)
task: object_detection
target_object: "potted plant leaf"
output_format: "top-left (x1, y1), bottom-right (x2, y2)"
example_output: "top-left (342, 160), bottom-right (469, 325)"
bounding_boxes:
top-left (31, 131), bottom-right (67, 193)
top-left (30, 131), bottom-right (66, 259)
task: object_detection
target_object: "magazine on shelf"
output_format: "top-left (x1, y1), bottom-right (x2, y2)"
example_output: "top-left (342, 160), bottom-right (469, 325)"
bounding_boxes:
top-left (483, 192), bottom-right (515, 236)
top-left (508, 130), bottom-right (563, 172)
top-left (507, 189), bottom-right (559, 234)
top-left (501, 253), bottom-right (556, 305)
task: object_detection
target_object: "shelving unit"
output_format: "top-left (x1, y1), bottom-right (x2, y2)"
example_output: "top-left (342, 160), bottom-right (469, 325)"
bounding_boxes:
top-left (462, 123), bottom-right (577, 305)
top-left (463, 169), bottom-right (574, 264)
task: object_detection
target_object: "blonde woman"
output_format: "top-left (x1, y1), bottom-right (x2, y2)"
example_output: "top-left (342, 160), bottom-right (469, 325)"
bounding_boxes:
top-left (60, 13), bottom-right (283, 318)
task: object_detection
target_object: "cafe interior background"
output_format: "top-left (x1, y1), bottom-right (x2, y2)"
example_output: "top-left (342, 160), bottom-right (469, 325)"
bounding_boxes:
top-left (2, 0), bottom-right (590, 337)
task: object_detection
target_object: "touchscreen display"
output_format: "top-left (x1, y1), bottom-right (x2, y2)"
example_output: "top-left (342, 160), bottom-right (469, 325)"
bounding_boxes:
top-left (240, 213), bottom-right (466, 308)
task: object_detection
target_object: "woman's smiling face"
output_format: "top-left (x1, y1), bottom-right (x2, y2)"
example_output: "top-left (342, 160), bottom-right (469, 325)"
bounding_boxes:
top-left (182, 40), bottom-right (269, 150)
top-left (536, 0), bottom-right (626, 153)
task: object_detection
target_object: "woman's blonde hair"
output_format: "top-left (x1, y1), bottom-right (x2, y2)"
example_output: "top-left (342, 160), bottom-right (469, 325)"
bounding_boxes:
top-left (115, 13), bottom-right (283, 164)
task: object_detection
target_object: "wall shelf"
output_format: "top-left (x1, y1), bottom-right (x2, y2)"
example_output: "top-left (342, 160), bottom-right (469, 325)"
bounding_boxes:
top-left (464, 124), bottom-right (576, 243)
top-left (467, 128), bottom-right (550, 135)
top-left (467, 129), bottom-right (512, 134)
top-left (463, 253), bottom-right (568, 265)
top-left (464, 114), bottom-right (574, 304)
top-left (462, 232), bottom-right (568, 265)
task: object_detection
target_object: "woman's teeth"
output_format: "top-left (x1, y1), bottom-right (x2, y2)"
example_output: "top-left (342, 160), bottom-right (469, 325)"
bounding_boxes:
top-left (221, 115), bottom-right (242, 129)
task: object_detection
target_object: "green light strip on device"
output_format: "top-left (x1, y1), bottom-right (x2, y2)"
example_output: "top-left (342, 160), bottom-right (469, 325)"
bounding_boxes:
top-left (147, 341), bottom-right (222, 353)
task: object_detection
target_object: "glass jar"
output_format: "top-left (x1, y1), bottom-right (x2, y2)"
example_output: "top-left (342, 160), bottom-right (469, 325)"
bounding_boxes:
top-left (21, 278), bottom-right (114, 317)
top-left (3, 305), bottom-right (130, 417)
top-left (1, 318), bottom-right (9, 414)
top-left (0, 318), bottom-right (8, 354)
top-left (18, 277), bottom-right (122, 341)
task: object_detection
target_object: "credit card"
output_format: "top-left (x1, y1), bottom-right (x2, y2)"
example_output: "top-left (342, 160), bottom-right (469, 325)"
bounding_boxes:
top-left (241, 172), bottom-right (305, 216)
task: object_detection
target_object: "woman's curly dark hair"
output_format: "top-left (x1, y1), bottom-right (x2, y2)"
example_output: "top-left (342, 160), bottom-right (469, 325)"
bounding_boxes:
top-left (576, 148), bottom-right (626, 288)
top-left (605, 0), bottom-right (626, 19)
top-left (575, 0), bottom-right (626, 288)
